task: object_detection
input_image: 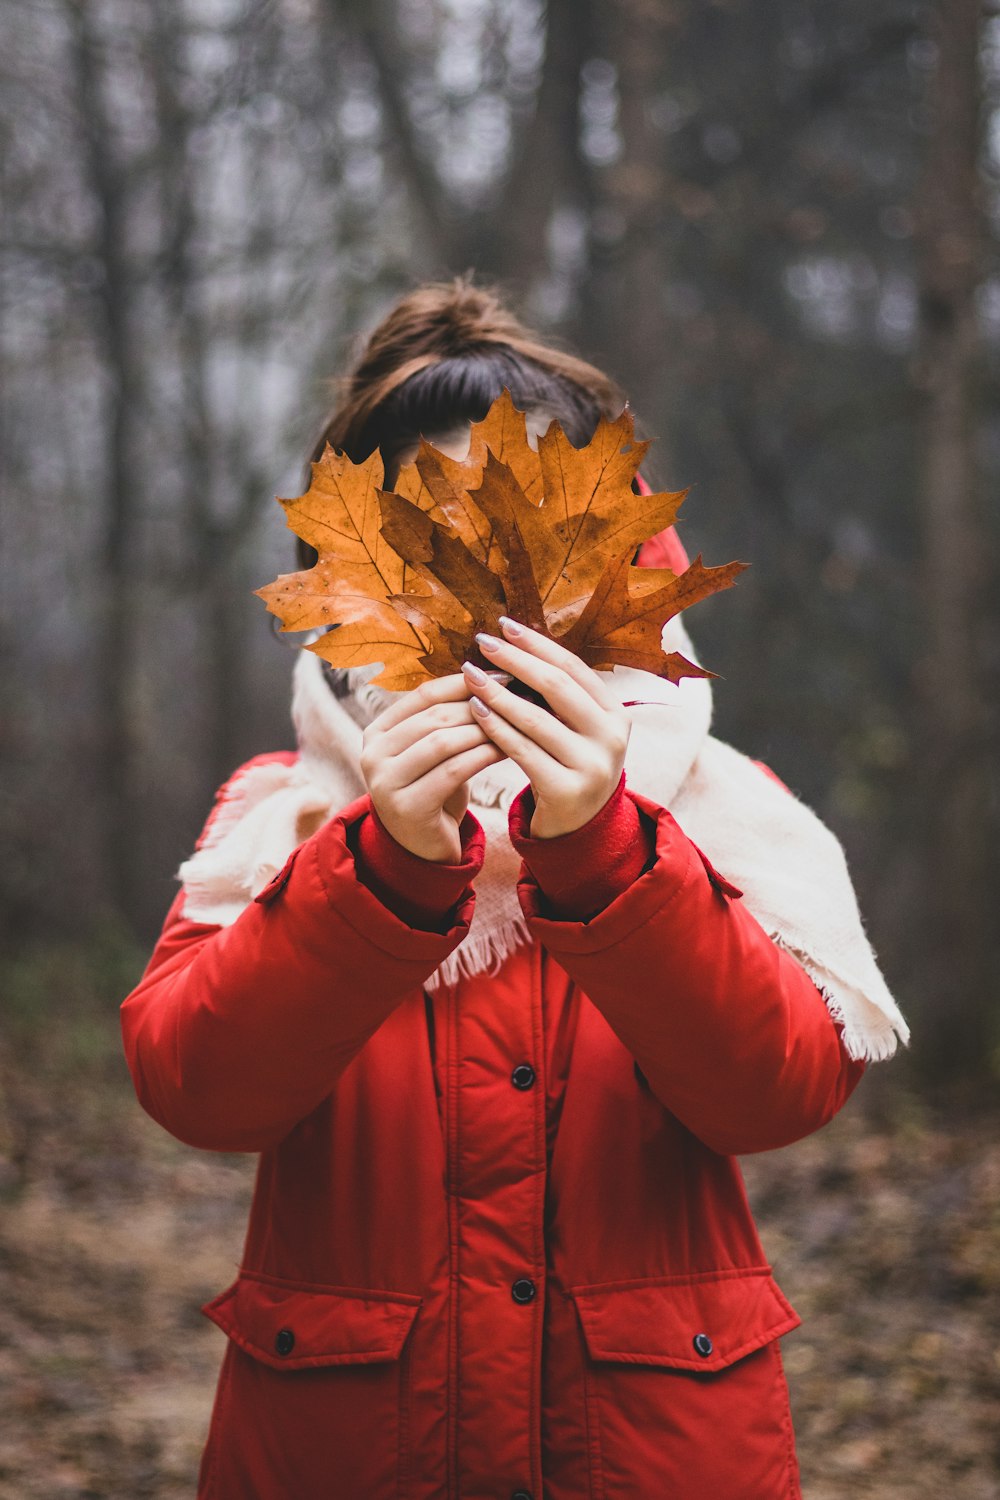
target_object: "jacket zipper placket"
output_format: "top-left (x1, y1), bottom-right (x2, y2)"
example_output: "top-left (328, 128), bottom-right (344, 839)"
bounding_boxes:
top-left (526, 940), bottom-right (547, 1498)
top-left (443, 978), bottom-right (462, 1500)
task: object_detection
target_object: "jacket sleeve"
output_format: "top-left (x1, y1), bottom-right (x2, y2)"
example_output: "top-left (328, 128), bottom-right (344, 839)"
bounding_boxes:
top-left (510, 785), bottom-right (865, 1156)
top-left (120, 780), bottom-right (484, 1154)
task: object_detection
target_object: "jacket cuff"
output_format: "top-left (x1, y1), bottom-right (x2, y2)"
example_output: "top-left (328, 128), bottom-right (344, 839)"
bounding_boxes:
top-left (514, 793), bottom-right (700, 952)
top-left (351, 800), bottom-right (486, 932)
top-left (508, 771), bottom-right (657, 921)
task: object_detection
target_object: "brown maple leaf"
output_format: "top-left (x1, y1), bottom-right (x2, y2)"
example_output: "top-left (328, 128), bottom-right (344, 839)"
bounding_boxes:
top-left (256, 390), bottom-right (747, 689)
top-left (255, 446), bottom-right (434, 690)
top-left (560, 552), bottom-right (747, 681)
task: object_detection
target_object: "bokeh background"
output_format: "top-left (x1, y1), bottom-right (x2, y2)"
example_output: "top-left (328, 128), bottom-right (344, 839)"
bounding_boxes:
top-left (1, 1), bottom-right (998, 1495)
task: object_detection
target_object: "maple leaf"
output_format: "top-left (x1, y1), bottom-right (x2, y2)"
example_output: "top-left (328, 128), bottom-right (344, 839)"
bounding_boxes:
top-left (407, 388), bottom-right (545, 517)
top-left (534, 409), bottom-right (685, 619)
top-left (255, 446), bottom-right (433, 690)
top-left (256, 389), bottom-right (747, 689)
top-left (560, 552), bottom-right (747, 681)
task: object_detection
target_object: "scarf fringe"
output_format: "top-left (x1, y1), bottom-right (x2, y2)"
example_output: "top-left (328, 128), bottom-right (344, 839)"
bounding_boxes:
top-left (192, 758), bottom-right (291, 854)
top-left (767, 931), bottom-right (904, 1062)
top-left (178, 758), bottom-right (317, 923)
top-left (424, 912), bottom-right (535, 992)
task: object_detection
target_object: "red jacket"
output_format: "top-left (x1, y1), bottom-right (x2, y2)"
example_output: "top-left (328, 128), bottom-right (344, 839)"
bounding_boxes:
top-left (122, 741), bottom-right (864, 1498)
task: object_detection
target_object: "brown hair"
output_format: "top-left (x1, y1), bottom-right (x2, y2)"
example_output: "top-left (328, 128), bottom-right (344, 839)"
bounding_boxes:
top-left (313, 272), bottom-right (626, 465)
top-left (294, 273), bottom-right (630, 568)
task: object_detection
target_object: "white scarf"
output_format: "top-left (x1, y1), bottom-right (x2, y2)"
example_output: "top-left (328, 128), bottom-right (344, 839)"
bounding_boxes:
top-left (178, 617), bottom-right (908, 1062)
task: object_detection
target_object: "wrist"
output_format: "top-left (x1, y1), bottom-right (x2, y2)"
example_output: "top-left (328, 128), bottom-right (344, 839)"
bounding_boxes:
top-left (372, 806), bottom-right (460, 865)
top-left (529, 779), bottom-right (622, 840)
top-left (392, 829), bottom-right (462, 864)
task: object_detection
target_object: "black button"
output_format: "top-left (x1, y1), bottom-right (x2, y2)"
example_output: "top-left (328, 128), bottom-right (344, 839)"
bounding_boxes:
top-left (275, 1328), bottom-right (296, 1356)
top-left (511, 1063), bottom-right (536, 1090)
top-left (511, 1277), bottom-right (537, 1304)
top-left (692, 1332), bottom-right (713, 1358)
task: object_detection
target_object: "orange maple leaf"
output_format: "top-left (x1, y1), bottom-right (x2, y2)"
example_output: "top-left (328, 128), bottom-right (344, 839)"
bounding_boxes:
top-left (256, 390), bottom-right (747, 689)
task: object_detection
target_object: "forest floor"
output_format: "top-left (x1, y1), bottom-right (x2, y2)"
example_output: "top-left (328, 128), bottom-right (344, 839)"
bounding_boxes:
top-left (0, 944), bottom-right (998, 1499)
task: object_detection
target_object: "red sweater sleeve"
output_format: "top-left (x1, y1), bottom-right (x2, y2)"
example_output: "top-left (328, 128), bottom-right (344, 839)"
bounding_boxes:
top-left (351, 804), bottom-right (485, 931)
top-left (507, 771), bottom-right (657, 921)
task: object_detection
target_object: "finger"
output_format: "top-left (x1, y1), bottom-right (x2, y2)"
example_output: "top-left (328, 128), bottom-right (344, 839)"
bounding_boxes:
top-left (468, 695), bottom-right (569, 789)
top-left (461, 663), bottom-right (580, 766)
top-left (474, 629), bottom-right (607, 738)
top-left (406, 740), bottom-right (507, 812)
top-left (378, 697), bottom-right (479, 760)
top-left (498, 616), bottom-right (621, 711)
top-left (383, 723), bottom-right (495, 790)
top-left (368, 672), bottom-right (471, 737)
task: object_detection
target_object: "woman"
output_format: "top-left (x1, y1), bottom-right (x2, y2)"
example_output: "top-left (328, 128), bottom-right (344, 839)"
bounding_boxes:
top-left (121, 276), bottom-right (908, 1499)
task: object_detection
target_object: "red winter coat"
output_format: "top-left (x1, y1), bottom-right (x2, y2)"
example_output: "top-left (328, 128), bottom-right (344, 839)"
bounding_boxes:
top-left (121, 532), bottom-right (864, 1499)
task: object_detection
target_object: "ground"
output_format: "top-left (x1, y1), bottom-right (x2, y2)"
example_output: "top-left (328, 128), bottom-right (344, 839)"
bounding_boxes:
top-left (0, 957), bottom-right (997, 1498)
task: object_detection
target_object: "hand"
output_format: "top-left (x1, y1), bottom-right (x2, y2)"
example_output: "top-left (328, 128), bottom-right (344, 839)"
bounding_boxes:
top-left (360, 674), bottom-right (506, 863)
top-left (460, 616), bottom-right (632, 839)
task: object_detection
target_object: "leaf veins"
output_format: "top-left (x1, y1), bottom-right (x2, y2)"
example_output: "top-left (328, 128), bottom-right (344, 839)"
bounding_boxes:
top-left (256, 390), bottom-right (746, 689)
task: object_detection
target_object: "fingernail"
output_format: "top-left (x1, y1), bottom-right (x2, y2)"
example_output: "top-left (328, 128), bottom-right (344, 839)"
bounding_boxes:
top-left (476, 632), bottom-right (501, 652)
top-left (462, 660), bottom-right (487, 685)
top-left (498, 616), bottom-right (523, 637)
top-left (470, 695), bottom-right (491, 717)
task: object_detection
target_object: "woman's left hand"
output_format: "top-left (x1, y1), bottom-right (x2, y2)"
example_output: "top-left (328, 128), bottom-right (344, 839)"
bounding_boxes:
top-left (461, 616), bottom-right (632, 839)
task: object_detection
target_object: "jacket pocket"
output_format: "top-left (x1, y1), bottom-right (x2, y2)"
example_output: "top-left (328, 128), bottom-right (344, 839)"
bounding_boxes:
top-left (199, 1271), bottom-right (422, 1499)
top-left (569, 1269), bottom-right (802, 1500)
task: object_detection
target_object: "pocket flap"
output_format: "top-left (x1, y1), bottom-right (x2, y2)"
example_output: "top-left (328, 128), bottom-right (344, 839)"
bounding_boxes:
top-left (202, 1271), bottom-right (422, 1371)
top-left (569, 1268), bottom-right (799, 1373)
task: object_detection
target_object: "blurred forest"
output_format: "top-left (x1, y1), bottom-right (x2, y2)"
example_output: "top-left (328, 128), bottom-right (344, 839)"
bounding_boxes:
top-left (2, 0), bottom-right (999, 1083)
top-left (2, 1), bottom-right (1000, 1495)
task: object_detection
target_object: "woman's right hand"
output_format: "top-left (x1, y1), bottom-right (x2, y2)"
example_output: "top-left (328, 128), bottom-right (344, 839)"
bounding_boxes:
top-left (360, 674), bottom-right (507, 863)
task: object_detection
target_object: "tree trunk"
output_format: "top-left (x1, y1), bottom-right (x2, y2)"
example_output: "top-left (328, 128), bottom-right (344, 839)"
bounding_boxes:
top-left (147, 5), bottom-right (242, 793)
top-left (911, 0), bottom-right (995, 1078)
top-left (487, 0), bottom-right (594, 289)
top-left (67, 0), bottom-right (143, 930)
top-left (582, 0), bottom-right (678, 467)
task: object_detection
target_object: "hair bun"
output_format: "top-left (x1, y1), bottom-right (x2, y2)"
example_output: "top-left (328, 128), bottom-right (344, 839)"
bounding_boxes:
top-left (408, 273), bottom-right (519, 355)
